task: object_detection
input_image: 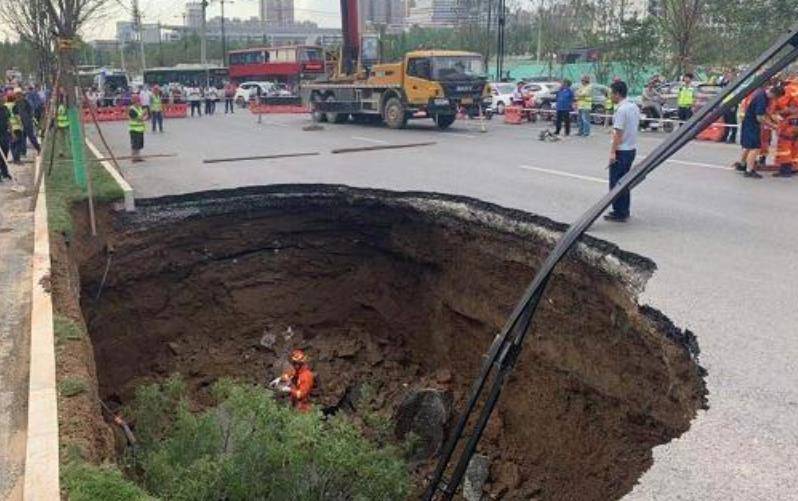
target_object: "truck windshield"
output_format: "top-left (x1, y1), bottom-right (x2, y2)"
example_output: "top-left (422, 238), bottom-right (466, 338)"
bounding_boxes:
top-left (432, 57), bottom-right (485, 80)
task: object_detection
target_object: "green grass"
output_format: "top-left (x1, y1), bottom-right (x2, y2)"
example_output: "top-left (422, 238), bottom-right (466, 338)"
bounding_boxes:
top-left (58, 377), bottom-right (88, 398)
top-left (62, 461), bottom-right (154, 501)
top-left (54, 314), bottom-right (84, 346)
top-left (45, 134), bottom-right (124, 235)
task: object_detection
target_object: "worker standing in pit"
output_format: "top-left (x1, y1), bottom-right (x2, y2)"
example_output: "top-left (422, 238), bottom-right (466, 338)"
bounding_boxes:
top-left (575, 75), bottom-right (593, 137)
top-left (773, 78), bottom-right (798, 177)
top-left (56, 91), bottom-right (69, 158)
top-left (128, 94), bottom-right (147, 163)
top-left (269, 349), bottom-right (315, 412)
top-left (677, 73), bottom-right (696, 123)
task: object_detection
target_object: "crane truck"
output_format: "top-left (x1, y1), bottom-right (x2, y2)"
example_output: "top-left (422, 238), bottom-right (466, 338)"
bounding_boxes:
top-left (304, 0), bottom-right (488, 130)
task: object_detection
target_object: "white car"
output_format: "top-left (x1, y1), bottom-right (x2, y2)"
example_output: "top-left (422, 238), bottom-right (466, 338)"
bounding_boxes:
top-left (485, 82), bottom-right (517, 115)
top-left (235, 82), bottom-right (274, 105)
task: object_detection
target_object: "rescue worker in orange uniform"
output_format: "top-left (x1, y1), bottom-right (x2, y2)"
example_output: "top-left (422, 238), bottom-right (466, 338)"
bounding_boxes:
top-left (773, 79), bottom-right (798, 177)
top-left (269, 349), bottom-right (314, 412)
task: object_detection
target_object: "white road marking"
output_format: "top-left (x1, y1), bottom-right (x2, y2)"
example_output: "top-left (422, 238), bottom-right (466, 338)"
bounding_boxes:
top-left (351, 136), bottom-right (388, 144)
top-left (519, 165), bottom-right (606, 184)
top-left (666, 159), bottom-right (735, 171)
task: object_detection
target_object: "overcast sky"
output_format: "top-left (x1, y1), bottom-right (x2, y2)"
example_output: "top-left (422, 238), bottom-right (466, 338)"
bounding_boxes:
top-left (2, 0), bottom-right (342, 40)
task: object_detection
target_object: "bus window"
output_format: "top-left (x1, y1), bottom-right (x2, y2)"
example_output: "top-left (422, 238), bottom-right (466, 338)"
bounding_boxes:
top-left (299, 47), bottom-right (322, 62)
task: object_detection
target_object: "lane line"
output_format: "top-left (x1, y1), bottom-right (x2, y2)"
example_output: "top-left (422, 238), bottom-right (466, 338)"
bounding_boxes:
top-left (351, 136), bottom-right (388, 144)
top-left (666, 159), bottom-right (735, 170)
top-left (519, 165), bottom-right (606, 184)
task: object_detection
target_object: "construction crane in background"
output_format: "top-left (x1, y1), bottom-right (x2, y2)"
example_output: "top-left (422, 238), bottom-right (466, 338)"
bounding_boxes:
top-left (423, 22), bottom-right (798, 501)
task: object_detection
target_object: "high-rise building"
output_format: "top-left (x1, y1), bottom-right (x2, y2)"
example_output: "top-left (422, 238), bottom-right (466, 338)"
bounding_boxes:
top-left (261, 0), bottom-right (295, 25)
top-left (405, 0), bottom-right (460, 28)
top-left (184, 2), bottom-right (204, 30)
top-left (360, 0), bottom-right (406, 26)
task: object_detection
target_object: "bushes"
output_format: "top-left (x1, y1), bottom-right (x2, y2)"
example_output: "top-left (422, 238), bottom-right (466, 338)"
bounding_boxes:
top-left (121, 377), bottom-right (409, 501)
top-left (61, 461), bottom-right (152, 501)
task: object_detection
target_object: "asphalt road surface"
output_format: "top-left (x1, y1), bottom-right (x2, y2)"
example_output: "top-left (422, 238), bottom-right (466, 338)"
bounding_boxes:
top-left (89, 110), bottom-right (798, 500)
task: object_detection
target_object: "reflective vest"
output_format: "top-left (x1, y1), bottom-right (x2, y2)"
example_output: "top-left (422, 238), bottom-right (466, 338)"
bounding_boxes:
top-left (605, 95), bottom-right (614, 113)
top-left (5, 103), bottom-right (22, 132)
top-left (129, 105), bottom-right (145, 133)
top-left (576, 84), bottom-right (593, 110)
top-left (151, 94), bottom-right (163, 113)
top-left (57, 104), bottom-right (69, 129)
top-left (677, 86), bottom-right (695, 107)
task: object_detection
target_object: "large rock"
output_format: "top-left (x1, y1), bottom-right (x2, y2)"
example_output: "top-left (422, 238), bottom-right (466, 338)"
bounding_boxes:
top-left (393, 388), bottom-right (452, 460)
top-left (463, 454), bottom-right (489, 501)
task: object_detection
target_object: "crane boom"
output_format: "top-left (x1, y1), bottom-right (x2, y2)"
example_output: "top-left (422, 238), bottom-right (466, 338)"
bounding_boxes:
top-left (339, 0), bottom-right (360, 76)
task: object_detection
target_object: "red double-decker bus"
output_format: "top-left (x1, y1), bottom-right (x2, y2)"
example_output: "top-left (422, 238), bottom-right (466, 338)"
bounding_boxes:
top-left (228, 45), bottom-right (326, 87)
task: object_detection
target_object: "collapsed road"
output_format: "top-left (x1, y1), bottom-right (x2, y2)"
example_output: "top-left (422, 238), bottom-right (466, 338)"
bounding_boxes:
top-left (64, 186), bottom-right (706, 500)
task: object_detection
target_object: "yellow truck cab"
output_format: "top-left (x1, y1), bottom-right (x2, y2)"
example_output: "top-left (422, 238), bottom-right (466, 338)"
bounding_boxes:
top-left (305, 50), bottom-right (487, 129)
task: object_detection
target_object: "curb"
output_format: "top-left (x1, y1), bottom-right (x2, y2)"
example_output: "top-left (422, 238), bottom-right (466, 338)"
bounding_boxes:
top-left (84, 138), bottom-right (136, 212)
top-left (23, 153), bottom-right (60, 500)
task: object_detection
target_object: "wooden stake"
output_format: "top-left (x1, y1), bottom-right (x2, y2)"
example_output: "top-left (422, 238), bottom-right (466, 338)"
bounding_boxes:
top-left (81, 89), bottom-right (126, 180)
top-left (331, 142), bottom-right (437, 154)
top-left (203, 152), bottom-right (320, 164)
top-left (29, 71), bottom-right (61, 211)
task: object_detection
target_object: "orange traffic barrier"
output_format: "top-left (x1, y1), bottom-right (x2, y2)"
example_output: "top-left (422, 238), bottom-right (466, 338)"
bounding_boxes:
top-left (249, 104), bottom-right (309, 114)
top-left (504, 106), bottom-right (523, 125)
top-left (163, 103), bottom-right (188, 118)
top-left (696, 118), bottom-right (726, 142)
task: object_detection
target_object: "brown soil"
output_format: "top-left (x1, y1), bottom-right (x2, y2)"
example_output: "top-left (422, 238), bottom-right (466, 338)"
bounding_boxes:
top-left (70, 186), bottom-right (707, 500)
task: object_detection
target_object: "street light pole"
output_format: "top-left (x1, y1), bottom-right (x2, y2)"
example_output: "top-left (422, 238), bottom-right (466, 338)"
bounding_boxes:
top-left (220, 0), bottom-right (227, 66)
top-left (201, 0), bottom-right (209, 87)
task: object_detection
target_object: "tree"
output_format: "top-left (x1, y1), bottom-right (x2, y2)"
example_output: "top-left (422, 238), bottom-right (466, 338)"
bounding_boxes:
top-left (612, 17), bottom-right (658, 91)
top-left (655, 0), bottom-right (705, 75)
top-left (0, 0), bottom-right (57, 82)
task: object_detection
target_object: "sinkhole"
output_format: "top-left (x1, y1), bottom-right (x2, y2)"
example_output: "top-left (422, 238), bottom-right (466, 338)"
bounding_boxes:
top-left (74, 185), bottom-right (707, 500)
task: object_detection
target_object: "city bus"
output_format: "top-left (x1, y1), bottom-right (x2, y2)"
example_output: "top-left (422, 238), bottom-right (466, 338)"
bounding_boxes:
top-left (143, 64), bottom-right (229, 88)
top-left (227, 45), bottom-right (326, 88)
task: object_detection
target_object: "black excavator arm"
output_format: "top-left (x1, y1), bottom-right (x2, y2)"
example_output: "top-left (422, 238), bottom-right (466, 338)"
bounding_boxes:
top-left (424, 23), bottom-right (798, 501)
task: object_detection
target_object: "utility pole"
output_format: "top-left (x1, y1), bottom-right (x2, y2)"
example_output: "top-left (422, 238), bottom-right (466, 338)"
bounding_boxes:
top-left (220, 0), bottom-right (228, 66)
top-left (495, 0), bottom-right (505, 81)
top-left (536, 6), bottom-right (542, 64)
top-left (485, 0), bottom-right (492, 73)
top-left (132, 0), bottom-right (146, 71)
top-left (201, 0), bottom-right (209, 86)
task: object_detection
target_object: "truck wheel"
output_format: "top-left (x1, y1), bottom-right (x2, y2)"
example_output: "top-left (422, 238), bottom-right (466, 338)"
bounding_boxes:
top-left (435, 114), bottom-right (456, 130)
top-left (383, 97), bottom-right (408, 129)
top-left (325, 94), bottom-right (348, 124)
top-left (311, 92), bottom-right (327, 123)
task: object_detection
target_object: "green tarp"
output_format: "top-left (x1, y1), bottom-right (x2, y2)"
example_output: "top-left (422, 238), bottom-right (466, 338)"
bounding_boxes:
top-left (67, 106), bottom-right (87, 188)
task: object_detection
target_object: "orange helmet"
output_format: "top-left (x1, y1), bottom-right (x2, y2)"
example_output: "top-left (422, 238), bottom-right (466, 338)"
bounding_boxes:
top-left (290, 349), bottom-right (307, 364)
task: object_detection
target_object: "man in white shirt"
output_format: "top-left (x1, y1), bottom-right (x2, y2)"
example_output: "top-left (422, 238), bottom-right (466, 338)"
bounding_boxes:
top-left (139, 86), bottom-right (151, 114)
top-left (605, 80), bottom-right (640, 223)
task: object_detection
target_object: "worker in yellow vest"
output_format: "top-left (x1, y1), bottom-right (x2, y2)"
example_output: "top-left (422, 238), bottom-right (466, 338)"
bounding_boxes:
top-left (575, 75), bottom-right (593, 137)
top-left (677, 73), bottom-right (696, 123)
top-left (4, 92), bottom-right (23, 163)
top-left (55, 91), bottom-right (70, 158)
top-left (128, 94), bottom-right (147, 162)
top-left (150, 86), bottom-right (164, 133)
top-left (0, 92), bottom-right (12, 180)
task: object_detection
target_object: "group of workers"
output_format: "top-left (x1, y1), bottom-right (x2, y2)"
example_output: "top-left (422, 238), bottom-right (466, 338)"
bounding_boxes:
top-left (0, 87), bottom-right (43, 182)
top-left (735, 77), bottom-right (798, 178)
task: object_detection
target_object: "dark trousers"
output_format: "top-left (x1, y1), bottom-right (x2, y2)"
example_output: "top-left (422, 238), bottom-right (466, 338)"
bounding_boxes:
top-left (678, 107), bottom-right (693, 122)
top-left (205, 100), bottom-right (214, 115)
top-left (23, 123), bottom-right (41, 154)
top-left (225, 98), bottom-right (234, 113)
top-left (555, 110), bottom-right (571, 136)
top-left (151, 111), bottom-right (164, 132)
top-left (0, 138), bottom-right (10, 178)
top-left (610, 149), bottom-right (636, 217)
top-left (10, 131), bottom-right (22, 162)
top-left (723, 107), bottom-right (738, 143)
top-left (190, 101), bottom-right (202, 116)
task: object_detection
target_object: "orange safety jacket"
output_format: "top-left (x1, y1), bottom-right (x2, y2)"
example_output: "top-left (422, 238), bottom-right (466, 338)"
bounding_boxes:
top-left (282, 364), bottom-right (314, 412)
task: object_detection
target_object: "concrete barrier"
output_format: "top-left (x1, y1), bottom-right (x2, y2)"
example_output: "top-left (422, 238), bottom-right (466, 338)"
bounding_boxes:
top-left (23, 154), bottom-right (60, 501)
top-left (84, 138), bottom-right (136, 212)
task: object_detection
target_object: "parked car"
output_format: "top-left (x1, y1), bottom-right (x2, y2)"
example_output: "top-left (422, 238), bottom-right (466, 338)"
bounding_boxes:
top-left (235, 81), bottom-right (274, 106)
top-left (485, 82), bottom-right (517, 115)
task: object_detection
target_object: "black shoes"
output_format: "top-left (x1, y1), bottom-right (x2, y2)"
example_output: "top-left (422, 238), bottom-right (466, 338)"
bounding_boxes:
top-left (743, 170), bottom-right (763, 179)
top-left (733, 162), bottom-right (746, 172)
top-left (772, 166), bottom-right (795, 178)
top-left (604, 212), bottom-right (629, 222)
